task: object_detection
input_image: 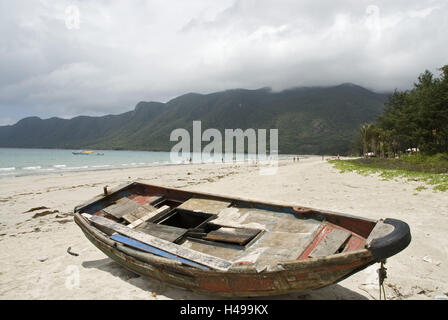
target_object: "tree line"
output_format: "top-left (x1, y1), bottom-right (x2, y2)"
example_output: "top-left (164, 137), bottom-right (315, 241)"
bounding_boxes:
top-left (355, 65), bottom-right (448, 157)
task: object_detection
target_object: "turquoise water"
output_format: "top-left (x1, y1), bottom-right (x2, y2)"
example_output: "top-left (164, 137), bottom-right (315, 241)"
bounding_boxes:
top-left (0, 148), bottom-right (174, 178)
top-left (0, 148), bottom-right (291, 178)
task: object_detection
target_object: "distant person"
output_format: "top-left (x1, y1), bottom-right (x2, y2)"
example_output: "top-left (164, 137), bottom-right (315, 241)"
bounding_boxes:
top-left (337, 153), bottom-right (340, 160)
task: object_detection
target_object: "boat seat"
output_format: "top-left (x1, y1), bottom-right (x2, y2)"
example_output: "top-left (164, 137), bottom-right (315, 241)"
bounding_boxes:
top-left (177, 197), bottom-right (231, 215)
top-left (136, 222), bottom-right (187, 242)
top-left (102, 197), bottom-right (158, 223)
top-left (203, 226), bottom-right (261, 246)
top-left (309, 227), bottom-right (352, 258)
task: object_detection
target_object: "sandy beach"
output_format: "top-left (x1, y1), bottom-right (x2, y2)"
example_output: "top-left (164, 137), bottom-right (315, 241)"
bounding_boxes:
top-left (1, 156), bottom-right (447, 300)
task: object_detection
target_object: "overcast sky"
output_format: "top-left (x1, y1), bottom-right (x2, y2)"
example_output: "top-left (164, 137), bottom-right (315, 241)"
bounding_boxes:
top-left (0, 0), bottom-right (447, 125)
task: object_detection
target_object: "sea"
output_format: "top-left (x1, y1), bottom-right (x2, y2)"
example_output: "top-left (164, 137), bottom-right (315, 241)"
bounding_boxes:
top-left (0, 148), bottom-right (292, 178)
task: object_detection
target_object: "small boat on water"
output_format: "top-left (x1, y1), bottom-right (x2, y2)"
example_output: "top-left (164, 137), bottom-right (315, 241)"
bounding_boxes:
top-left (72, 150), bottom-right (95, 155)
top-left (74, 182), bottom-right (411, 297)
top-left (72, 150), bottom-right (105, 156)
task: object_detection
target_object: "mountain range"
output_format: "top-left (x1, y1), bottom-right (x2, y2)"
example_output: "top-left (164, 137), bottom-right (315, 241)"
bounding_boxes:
top-left (0, 83), bottom-right (389, 155)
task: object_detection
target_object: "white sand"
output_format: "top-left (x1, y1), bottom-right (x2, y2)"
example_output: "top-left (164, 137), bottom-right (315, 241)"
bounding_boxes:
top-left (0, 156), bottom-right (447, 300)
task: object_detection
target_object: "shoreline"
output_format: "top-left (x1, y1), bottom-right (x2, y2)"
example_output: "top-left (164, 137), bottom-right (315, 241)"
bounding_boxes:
top-left (0, 159), bottom-right (287, 180)
top-left (1, 156), bottom-right (447, 300)
top-left (0, 147), bottom-right (299, 179)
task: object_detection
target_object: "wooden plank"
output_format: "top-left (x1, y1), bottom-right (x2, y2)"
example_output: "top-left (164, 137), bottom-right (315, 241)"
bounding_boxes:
top-left (204, 227), bottom-right (260, 245)
top-left (309, 228), bottom-right (351, 258)
top-left (297, 224), bottom-right (329, 259)
top-left (82, 213), bottom-right (116, 235)
top-left (342, 234), bottom-right (366, 253)
top-left (110, 234), bottom-right (210, 270)
top-left (89, 215), bottom-right (233, 271)
top-left (103, 198), bottom-right (141, 219)
top-left (74, 181), bottom-right (135, 213)
top-left (177, 198), bottom-right (231, 215)
top-left (129, 195), bottom-right (163, 206)
top-left (366, 220), bottom-right (395, 245)
top-left (136, 222), bottom-right (187, 242)
top-left (122, 205), bottom-right (156, 224)
top-left (91, 210), bottom-right (121, 222)
top-left (122, 213), bottom-right (139, 224)
top-left (127, 205), bottom-right (171, 229)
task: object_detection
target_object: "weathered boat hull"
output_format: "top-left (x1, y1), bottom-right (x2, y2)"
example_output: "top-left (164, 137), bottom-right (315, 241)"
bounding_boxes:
top-left (75, 212), bottom-right (374, 297)
top-left (73, 182), bottom-right (411, 297)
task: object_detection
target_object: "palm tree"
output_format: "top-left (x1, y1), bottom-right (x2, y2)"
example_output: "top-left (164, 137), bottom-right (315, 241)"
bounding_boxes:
top-left (379, 141), bottom-right (385, 158)
top-left (360, 123), bottom-right (373, 158)
top-left (376, 128), bottom-right (389, 158)
top-left (370, 125), bottom-right (379, 157)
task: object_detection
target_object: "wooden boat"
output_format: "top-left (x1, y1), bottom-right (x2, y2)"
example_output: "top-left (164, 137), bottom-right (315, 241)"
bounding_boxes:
top-left (74, 182), bottom-right (411, 297)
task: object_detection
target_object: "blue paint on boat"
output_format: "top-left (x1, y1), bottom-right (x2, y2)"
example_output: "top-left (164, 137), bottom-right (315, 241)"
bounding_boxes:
top-left (111, 233), bottom-right (210, 270)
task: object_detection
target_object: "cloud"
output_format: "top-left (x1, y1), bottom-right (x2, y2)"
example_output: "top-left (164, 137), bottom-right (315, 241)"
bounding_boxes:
top-left (0, 0), bottom-right (447, 124)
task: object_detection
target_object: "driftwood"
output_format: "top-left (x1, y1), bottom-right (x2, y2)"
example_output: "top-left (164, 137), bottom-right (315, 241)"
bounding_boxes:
top-left (67, 247), bottom-right (79, 256)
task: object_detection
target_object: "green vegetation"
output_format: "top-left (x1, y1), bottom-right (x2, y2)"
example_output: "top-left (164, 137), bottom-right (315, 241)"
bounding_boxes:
top-left (0, 84), bottom-right (388, 155)
top-left (329, 155), bottom-right (448, 192)
top-left (338, 65), bottom-right (448, 192)
top-left (353, 65), bottom-right (448, 157)
top-left (344, 153), bottom-right (448, 173)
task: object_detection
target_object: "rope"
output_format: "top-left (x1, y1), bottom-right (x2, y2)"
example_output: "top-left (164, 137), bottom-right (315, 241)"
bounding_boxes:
top-left (378, 261), bottom-right (388, 300)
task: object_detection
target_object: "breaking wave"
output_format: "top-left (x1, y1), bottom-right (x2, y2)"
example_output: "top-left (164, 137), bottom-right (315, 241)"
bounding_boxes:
top-left (0, 167), bottom-right (15, 171)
